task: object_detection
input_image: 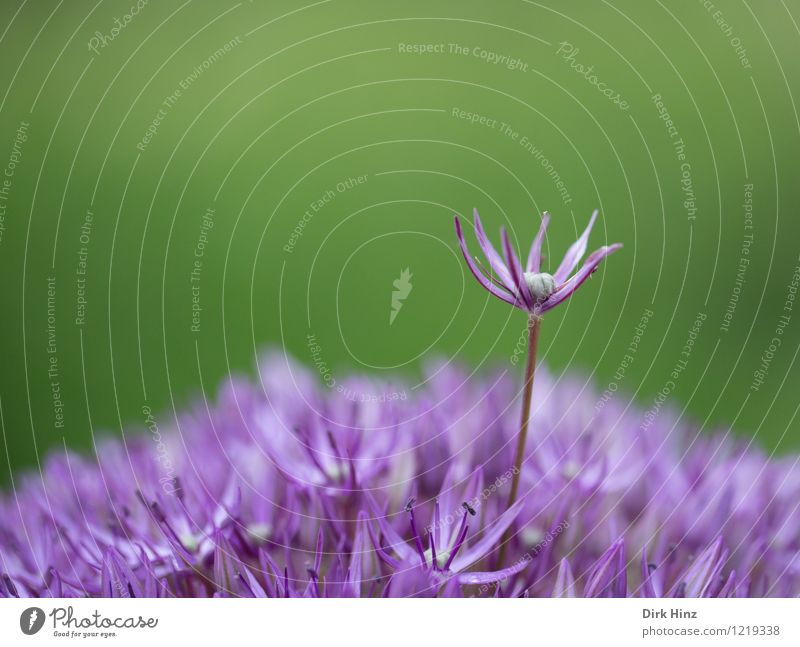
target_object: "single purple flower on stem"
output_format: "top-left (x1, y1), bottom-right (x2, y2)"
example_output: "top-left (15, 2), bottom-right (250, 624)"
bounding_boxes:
top-left (454, 209), bottom-right (622, 566)
top-left (454, 209), bottom-right (622, 316)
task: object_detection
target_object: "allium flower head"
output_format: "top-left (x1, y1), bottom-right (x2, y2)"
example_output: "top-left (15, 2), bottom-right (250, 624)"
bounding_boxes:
top-left (454, 209), bottom-right (622, 314)
top-left (1, 354), bottom-right (799, 597)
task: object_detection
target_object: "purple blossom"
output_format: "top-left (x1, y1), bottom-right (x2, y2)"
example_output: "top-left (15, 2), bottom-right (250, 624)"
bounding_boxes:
top-left (454, 209), bottom-right (622, 314)
top-left (366, 467), bottom-right (529, 588)
top-left (1, 354), bottom-right (799, 597)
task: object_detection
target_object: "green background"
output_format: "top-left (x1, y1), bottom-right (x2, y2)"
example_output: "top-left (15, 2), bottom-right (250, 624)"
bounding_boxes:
top-left (2, 0), bottom-right (800, 482)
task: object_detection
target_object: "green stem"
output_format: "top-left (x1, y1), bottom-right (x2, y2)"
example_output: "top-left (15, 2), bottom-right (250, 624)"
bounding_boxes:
top-left (496, 314), bottom-right (541, 568)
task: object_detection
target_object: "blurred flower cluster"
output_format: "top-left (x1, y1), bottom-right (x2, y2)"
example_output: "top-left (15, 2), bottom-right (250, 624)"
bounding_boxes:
top-left (2, 353), bottom-right (799, 597)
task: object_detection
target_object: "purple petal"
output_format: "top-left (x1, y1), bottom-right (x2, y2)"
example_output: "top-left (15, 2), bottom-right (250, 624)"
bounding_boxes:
top-left (584, 538), bottom-right (626, 597)
top-left (212, 531), bottom-right (244, 595)
top-left (718, 571), bottom-right (737, 598)
top-left (364, 492), bottom-right (417, 564)
top-left (538, 243), bottom-right (623, 314)
top-left (365, 514), bottom-right (402, 569)
top-left (669, 537), bottom-right (727, 598)
top-left (552, 558), bottom-right (576, 597)
top-left (454, 216), bottom-right (518, 307)
top-left (500, 227), bottom-right (532, 309)
top-left (436, 464), bottom-right (483, 547)
top-left (303, 528), bottom-right (325, 597)
top-left (449, 497), bottom-right (525, 572)
top-left (640, 546), bottom-right (659, 598)
top-left (553, 210), bottom-right (598, 284)
top-left (526, 211), bottom-right (551, 273)
top-left (473, 210), bottom-right (514, 286)
top-left (344, 512), bottom-right (369, 597)
top-left (457, 556), bottom-right (530, 585)
top-left (384, 561), bottom-right (442, 598)
top-left (239, 565), bottom-right (268, 598)
top-left (443, 512), bottom-right (469, 571)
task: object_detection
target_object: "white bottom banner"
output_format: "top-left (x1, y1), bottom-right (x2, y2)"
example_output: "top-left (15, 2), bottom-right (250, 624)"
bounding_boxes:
top-left (1, 598), bottom-right (798, 646)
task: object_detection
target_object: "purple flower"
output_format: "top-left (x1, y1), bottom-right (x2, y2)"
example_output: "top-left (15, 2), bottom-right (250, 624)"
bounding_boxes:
top-left (454, 209), bottom-right (622, 314)
top-left (367, 467), bottom-right (529, 588)
top-left (1, 354), bottom-right (799, 597)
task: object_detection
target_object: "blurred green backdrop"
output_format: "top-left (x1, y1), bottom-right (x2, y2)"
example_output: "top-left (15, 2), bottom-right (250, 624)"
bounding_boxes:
top-left (2, 0), bottom-right (800, 482)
